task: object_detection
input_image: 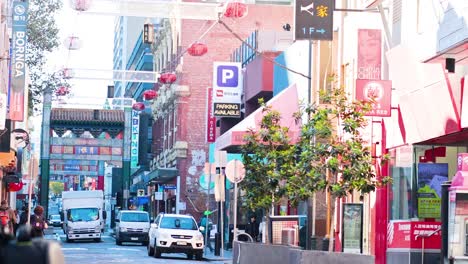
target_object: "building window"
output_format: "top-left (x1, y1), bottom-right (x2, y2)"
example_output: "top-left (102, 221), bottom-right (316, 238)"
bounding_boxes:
top-left (389, 146), bottom-right (415, 220)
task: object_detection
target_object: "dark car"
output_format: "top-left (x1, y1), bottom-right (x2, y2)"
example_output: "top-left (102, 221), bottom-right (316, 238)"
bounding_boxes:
top-left (48, 214), bottom-right (62, 227)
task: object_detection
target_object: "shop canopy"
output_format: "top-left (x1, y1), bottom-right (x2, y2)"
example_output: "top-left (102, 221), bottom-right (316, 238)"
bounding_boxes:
top-left (215, 83), bottom-right (301, 152)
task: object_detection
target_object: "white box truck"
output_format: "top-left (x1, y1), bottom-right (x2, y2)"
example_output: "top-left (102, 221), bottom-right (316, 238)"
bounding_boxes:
top-left (62, 190), bottom-right (106, 242)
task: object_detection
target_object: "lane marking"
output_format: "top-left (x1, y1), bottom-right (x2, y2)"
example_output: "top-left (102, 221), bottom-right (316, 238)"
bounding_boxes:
top-left (62, 248), bottom-right (89, 251)
top-left (108, 247), bottom-right (143, 252)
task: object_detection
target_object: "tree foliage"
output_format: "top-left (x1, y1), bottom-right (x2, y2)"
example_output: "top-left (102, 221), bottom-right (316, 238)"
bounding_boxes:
top-left (27, 0), bottom-right (70, 113)
top-left (241, 86), bottom-right (391, 213)
top-left (49, 181), bottom-right (64, 195)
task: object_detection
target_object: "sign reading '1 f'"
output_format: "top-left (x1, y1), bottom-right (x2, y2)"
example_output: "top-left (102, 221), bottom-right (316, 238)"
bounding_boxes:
top-left (295, 0), bottom-right (334, 41)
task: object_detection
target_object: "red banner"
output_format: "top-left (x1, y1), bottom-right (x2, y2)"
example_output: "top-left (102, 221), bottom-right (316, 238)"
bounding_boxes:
top-left (357, 29), bottom-right (382, 80)
top-left (387, 221), bottom-right (441, 250)
top-left (206, 88), bottom-right (216, 143)
top-left (355, 79), bottom-right (392, 117)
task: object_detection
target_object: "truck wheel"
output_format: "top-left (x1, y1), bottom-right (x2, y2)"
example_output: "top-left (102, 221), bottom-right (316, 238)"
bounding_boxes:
top-left (187, 253), bottom-right (193, 259)
top-left (116, 239), bottom-right (122, 245)
top-left (94, 238), bottom-right (101, 242)
top-left (195, 252), bottom-right (203, 260)
top-left (154, 244), bottom-right (161, 258)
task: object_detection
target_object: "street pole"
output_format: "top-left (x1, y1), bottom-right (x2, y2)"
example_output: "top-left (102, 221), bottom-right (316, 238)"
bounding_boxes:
top-left (205, 162), bottom-right (212, 251)
top-left (27, 157), bottom-right (34, 225)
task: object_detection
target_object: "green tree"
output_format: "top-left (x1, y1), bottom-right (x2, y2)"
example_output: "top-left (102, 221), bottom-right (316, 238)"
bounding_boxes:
top-left (241, 85), bottom-right (390, 247)
top-left (49, 181), bottom-right (64, 196)
top-left (27, 0), bottom-right (70, 114)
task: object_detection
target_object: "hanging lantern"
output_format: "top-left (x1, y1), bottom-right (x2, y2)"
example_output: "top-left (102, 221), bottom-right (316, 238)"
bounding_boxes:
top-left (132, 102), bottom-right (145, 111)
top-left (56, 86), bottom-right (70, 96)
top-left (64, 36), bottom-right (82, 50)
top-left (71, 0), bottom-right (92, 11)
top-left (187, 42), bottom-right (208, 56)
top-left (8, 181), bottom-right (23, 192)
top-left (158, 72), bottom-right (177, 84)
top-left (143, 90), bottom-right (157, 101)
top-left (224, 2), bottom-right (248, 18)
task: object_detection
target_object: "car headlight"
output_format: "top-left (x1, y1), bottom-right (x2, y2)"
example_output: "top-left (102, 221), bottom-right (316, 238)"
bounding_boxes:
top-left (196, 234), bottom-right (204, 241)
top-left (142, 228), bottom-right (149, 232)
top-left (120, 227), bottom-right (127, 232)
top-left (95, 226), bottom-right (101, 232)
top-left (67, 227), bottom-right (73, 234)
top-left (160, 233), bottom-right (169, 239)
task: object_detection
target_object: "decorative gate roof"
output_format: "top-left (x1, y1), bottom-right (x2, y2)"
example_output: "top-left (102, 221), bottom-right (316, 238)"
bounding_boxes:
top-left (51, 108), bottom-right (125, 125)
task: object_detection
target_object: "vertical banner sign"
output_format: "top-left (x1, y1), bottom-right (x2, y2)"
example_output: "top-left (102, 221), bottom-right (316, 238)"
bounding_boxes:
top-left (295, 0), bottom-right (334, 40)
top-left (0, 93), bottom-right (6, 129)
top-left (212, 62), bottom-right (242, 118)
top-left (10, 1), bottom-right (28, 121)
top-left (342, 203), bottom-right (363, 254)
top-left (357, 29), bottom-right (382, 80)
top-left (417, 163), bottom-right (448, 218)
top-left (206, 88), bottom-right (216, 143)
top-left (131, 110), bottom-right (140, 168)
top-left (355, 79), bottom-right (392, 117)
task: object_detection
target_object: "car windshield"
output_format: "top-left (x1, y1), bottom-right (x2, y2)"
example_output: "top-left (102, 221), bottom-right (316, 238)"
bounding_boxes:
top-left (121, 212), bottom-right (149, 222)
top-left (51, 215), bottom-right (60, 220)
top-left (160, 216), bottom-right (197, 230)
top-left (67, 208), bottom-right (99, 222)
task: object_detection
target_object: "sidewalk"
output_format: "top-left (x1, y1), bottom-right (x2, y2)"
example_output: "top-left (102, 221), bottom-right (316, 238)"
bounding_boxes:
top-left (203, 248), bottom-right (233, 262)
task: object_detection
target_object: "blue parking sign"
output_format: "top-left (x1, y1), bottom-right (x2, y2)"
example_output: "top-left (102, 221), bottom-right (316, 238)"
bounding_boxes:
top-left (217, 65), bottom-right (239, 87)
top-left (212, 62), bottom-right (242, 104)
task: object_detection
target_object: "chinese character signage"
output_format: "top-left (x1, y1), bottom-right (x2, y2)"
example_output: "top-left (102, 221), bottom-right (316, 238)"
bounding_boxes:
top-left (212, 62), bottom-right (242, 106)
top-left (295, 0), bottom-right (334, 40)
top-left (131, 110), bottom-right (140, 168)
top-left (10, 1), bottom-right (28, 121)
top-left (387, 221), bottom-right (441, 249)
top-left (206, 88), bottom-right (216, 143)
top-left (417, 163), bottom-right (448, 218)
top-left (355, 79), bottom-right (392, 117)
top-left (357, 29), bottom-right (382, 80)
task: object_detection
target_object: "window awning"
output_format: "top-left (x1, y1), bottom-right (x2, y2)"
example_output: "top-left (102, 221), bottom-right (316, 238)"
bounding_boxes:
top-left (215, 83), bottom-right (301, 152)
top-left (147, 167), bottom-right (179, 184)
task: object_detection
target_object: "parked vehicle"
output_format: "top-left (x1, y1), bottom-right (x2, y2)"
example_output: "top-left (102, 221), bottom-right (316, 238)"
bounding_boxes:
top-left (62, 190), bottom-right (106, 242)
top-left (148, 213), bottom-right (204, 260)
top-left (115, 210), bottom-right (150, 246)
top-left (48, 214), bottom-right (62, 227)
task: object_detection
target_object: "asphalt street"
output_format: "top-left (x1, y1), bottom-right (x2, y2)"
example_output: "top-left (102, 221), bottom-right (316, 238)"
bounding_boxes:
top-left (45, 227), bottom-right (231, 264)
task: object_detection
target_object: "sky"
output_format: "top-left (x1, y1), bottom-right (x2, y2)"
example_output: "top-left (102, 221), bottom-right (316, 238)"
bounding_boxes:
top-left (46, 0), bottom-right (115, 108)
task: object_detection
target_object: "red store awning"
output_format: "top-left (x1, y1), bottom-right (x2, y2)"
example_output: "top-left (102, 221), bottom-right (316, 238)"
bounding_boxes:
top-left (215, 83), bottom-right (301, 152)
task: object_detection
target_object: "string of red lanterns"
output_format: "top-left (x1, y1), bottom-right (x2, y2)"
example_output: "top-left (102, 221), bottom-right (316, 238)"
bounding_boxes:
top-left (56, 86), bottom-right (70, 96)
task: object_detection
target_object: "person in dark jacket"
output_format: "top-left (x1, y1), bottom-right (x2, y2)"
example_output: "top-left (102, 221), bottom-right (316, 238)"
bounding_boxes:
top-left (30, 205), bottom-right (48, 238)
top-left (245, 215), bottom-right (259, 242)
top-left (19, 206), bottom-right (30, 225)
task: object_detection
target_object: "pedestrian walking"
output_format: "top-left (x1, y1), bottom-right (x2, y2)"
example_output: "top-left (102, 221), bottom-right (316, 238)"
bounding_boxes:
top-left (0, 200), bottom-right (17, 236)
top-left (19, 206), bottom-right (29, 225)
top-left (30, 205), bottom-right (48, 238)
top-left (245, 215), bottom-right (259, 242)
top-left (199, 214), bottom-right (213, 252)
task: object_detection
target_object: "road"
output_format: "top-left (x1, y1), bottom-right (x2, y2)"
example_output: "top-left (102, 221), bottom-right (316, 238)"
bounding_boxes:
top-left (46, 227), bottom-right (231, 264)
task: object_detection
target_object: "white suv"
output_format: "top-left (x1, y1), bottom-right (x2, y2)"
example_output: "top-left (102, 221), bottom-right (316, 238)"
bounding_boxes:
top-left (147, 213), bottom-right (204, 260)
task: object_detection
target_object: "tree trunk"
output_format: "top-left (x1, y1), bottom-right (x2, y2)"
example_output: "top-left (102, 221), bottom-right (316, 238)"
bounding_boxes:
top-left (329, 200), bottom-right (336, 252)
top-left (265, 210), bottom-right (271, 244)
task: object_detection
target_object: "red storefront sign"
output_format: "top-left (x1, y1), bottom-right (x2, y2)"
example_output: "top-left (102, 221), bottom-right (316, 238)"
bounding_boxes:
top-left (387, 221), bottom-right (441, 250)
top-left (206, 88), bottom-right (216, 143)
top-left (356, 79), bottom-right (392, 117)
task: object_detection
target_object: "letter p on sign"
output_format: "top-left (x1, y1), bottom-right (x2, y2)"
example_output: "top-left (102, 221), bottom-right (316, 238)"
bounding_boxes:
top-left (217, 65), bottom-right (238, 87)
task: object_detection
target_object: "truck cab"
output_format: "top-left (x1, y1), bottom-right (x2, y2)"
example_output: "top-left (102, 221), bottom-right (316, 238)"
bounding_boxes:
top-left (62, 190), bottom-right (106, 242)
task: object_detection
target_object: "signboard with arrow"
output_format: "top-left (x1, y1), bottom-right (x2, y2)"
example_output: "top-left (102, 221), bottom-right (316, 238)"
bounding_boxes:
top-left (295, 0), bottom-right (334, 41)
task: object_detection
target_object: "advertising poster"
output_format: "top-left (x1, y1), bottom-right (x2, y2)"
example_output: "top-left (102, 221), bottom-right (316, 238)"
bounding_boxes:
top-left (355, 79), bottom-right (392, 117)
top-left (342, 203), bottom-right (363, 253)
top-left (357, 29), bottom-right (382, 80)
top-left (417, 163), bottom-right (448, 218)
top-left (387, 220), bottom-right (441, 249)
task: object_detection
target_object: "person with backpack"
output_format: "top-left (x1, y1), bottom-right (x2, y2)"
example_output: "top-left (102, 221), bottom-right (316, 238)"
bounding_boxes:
top-left (0, 200), bottom-right (17, 236)
top-left (199, 214), bottom-right (213, 252)
top-left (30, 205), bottom-right (48, 238)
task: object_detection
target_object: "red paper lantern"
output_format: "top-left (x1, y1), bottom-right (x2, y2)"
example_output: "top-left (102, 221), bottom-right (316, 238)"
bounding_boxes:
top-left (187, 42), bottom-right (208, 56)
top-left (132, 102), bottom-right (145, 111)
top-left (71, 0), bottom-right (92, 11)
top-left (56, 86), bottom-right (70, 96)
top-left (8, 181), bottom-right (23, 192)
top-left (143, 90), bottom-right (157, 100)
top-left (224, 2), bottom-right (247, 18)
top-left (158, 72), bottom-right (177, 84)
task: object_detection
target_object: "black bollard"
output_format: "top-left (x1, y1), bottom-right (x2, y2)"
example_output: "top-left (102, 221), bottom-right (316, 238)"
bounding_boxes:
top-left (322, 237), bottom-right (330, 251)
top-left (214, 232), bottom-right (221, 256)
top-left (310, 236), bottom-right (317, 250)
